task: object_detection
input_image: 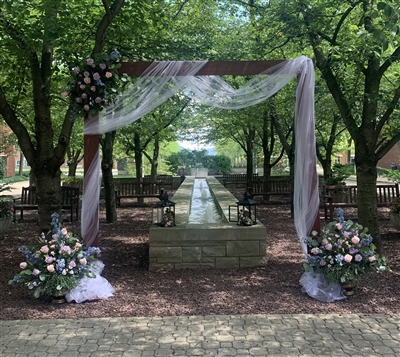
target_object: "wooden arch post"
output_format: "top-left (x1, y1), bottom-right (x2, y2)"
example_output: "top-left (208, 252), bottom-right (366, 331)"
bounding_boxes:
top-left (83, 60), bottom-right (320, 245)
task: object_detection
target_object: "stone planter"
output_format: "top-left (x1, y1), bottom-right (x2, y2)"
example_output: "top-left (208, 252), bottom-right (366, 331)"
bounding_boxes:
top-left (389, 212), bottom-right (400, 230)
top-left (0, 216), bottom-right (13, 235)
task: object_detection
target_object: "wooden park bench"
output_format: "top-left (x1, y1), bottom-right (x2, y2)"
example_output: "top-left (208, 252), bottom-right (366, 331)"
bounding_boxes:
top-left (249, 177), bottom-right (292, 198)
top-left (13, 186), bottom-right (80, 222)
top-left (222, 173), bottom-right (258, 187)
top-left (323, 183), bottom-right (399, 220)
top-left (144, 174), bottom-right (174, 189)
top-left (115, 181), bottom-right (164, 207)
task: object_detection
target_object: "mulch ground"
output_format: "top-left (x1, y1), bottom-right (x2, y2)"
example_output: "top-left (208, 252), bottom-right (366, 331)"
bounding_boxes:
top-left (0, 188), bottom-right (399, 320)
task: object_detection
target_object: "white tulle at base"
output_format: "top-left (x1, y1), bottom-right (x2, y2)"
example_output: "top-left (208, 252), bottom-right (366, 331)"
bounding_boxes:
top-left (66, 259), bottom-right (115, 303)
top-left (299, 272), bottom-right (346, 302)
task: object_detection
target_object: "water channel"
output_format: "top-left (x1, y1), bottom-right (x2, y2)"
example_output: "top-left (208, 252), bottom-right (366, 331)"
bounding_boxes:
top-left (188, 178), bottom-right (224, 224)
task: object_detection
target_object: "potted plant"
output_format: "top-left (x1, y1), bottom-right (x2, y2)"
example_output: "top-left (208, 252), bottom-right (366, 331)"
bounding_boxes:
top-left (388, 197), bottom-right (400, 230)
top-left (9, 213), bottom-right (101, 301)
top-left (302, 208), bottom-right (389, 295)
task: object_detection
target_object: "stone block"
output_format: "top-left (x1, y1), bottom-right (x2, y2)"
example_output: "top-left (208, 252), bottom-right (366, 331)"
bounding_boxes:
top-left (202, 246), bottom-right (226, 257)
top-left (150, 246), bottom-right (181, 258)
top-left (226, 240), bottom-right (260, 256)
top-left (215, 257), bottom-right (240, 268)
top-left (182, 247), bottom-right (202, 263)
top-left (175, 262), bottom-right (215, 269)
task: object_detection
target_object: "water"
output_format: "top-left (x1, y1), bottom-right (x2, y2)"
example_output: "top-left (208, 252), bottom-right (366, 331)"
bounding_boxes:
top-left (188, 179), bottom-right (224, 224)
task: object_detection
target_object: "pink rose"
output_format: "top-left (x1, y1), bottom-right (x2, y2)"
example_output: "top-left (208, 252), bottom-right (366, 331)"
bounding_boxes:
top-left (80, 258), bottom-right (87, 265)
top-left (83, 77), bottom-right (91, 84)
top-left (45, 257), bottom-right (54, 264)
top-left (79, 84), bottom-right (86, 90)
top-left (105, 72), bottom-right (112, 78)
top-left (83, 105), bottom-right (90, 111)
top-left (336, 223), bottom-right (342, 230)
top-left (75, 97), bottom-right (82, 103)
top-left (32, 269), bottom-right (40, 276)
top-left (355, 254), bottom-right (362, 262)
top-left (69, 261), bottom-right (76, 268)
top-left (84, 71), bottom-right (90, 77)
top-left (95, 97), bottom-right (102, 103)
top-left (344, 254), bottom-right (353, 263)
top-left (20, 262), bottom-right (27, 269)
top-left (61, 228), bottom-right (68, 235)
top-left (73, 66), bottom-right (80, 73)
top-left (62, 269), bottom-right (67, 276)
top-left (81, 93), bottom-right (87, 99)
top-left (321, 238), bottom-right (329, 246)
top-left (61, 91), bottom-right (68, 98)
top-left (325, 243), bottom-right (332, 251)
top-left (99, 63), bottom-right (106, 70)
top-left (368, 256), bottom-right (376, 262)
top-left (351, 236), bottom-right (360, 244)
top-left (90, 86), bottom-right (96, 92)
top-left (93, 72), bottom-right (100, 81)
top-left (75, 243), bottom-right (82, 249)
top-left (86, 58), bottom-right (94, 66)
top-left (47, 265), bottom-right (55, 273)
top-left (40, 245), bottom-right (49, 254)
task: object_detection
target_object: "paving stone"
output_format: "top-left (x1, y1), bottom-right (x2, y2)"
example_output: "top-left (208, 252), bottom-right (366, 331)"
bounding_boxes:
top-left (1, 314), bottom-right (399, 357)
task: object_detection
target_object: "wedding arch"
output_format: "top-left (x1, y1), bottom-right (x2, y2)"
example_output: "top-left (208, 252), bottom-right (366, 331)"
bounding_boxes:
top-left (80, 55), bottom-right (320, 258)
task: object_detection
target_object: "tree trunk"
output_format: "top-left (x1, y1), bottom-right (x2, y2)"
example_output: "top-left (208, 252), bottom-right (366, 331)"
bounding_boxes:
top-left (100, 131), bottom-right (117, 223)
top-left (133, 132), bottom-right (144, 204)
top-left (35, 169), bottom-right (62, 233)
top-left (18, 152), bottom-right (24, 176)
top-left (355, 155), bottom-right (380, 253)
top-left (150, 136), bottom-right (160, 179)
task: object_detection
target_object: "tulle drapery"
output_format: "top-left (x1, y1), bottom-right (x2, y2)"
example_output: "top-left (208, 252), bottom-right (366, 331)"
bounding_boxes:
top-left (81, 55), bottom-right (342, 301)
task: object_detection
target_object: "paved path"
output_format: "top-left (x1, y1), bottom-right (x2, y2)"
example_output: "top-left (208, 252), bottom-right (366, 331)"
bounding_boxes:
top-left (1, 314), bottom-right (399, 356)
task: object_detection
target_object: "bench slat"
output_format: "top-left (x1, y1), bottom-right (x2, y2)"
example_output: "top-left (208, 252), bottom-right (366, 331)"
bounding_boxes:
top-left (323, 184), bottom-right (399, 220)
top-left (115, 181), bottom-right (164, 207)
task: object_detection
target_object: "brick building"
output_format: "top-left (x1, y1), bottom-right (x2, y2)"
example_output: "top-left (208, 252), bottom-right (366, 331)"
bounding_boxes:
top-left (0, 125), bottom-right (16, 177)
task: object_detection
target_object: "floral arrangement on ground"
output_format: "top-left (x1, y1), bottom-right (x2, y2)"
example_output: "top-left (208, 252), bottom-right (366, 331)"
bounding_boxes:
top-left (303, 208), bottom-right (390, 284)
top-left (9, 213), bottom-right (101, 298)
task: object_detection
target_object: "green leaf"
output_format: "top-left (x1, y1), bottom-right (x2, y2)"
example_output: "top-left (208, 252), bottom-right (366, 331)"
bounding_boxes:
top-left (377, 2), bottom-right (387, 10)
top-left (20, 269), bottom-right (33, 276)
top-left (384, 4), bottom-right (394, 17)
top-left (39, 274), bottom-right (46, 281)
top-left (33, 287), bottom-right (41, 298)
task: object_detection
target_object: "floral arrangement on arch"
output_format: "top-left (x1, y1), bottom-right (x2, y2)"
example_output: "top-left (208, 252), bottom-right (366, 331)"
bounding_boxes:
top-left (388, 196), bottom-right (400, 214)
top-left (302, 208), bottom-right (389, 284)
top-left (9, 213), bottom-right (101, 298)
top-left (62, 50), bottom-right (122, 119)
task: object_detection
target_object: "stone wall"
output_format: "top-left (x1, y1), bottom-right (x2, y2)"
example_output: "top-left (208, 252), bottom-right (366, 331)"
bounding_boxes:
top-left (149, 176), bottom-right (267, 270)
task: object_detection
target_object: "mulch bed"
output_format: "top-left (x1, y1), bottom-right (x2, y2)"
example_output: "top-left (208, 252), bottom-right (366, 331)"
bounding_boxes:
top-left (0, 188), bottom-right (399, 320)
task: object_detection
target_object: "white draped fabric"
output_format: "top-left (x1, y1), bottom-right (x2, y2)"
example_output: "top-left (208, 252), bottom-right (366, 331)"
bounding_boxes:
top-left (81, 55), bottom-right (339, 302)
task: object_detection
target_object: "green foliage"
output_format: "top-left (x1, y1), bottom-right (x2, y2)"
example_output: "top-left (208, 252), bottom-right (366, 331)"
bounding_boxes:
top-left (324, 164), bottom-right (354, 185)
top-left (165, 149), bottom-right (231, 174)
top-left (378, 167), bottom-right (400, 184)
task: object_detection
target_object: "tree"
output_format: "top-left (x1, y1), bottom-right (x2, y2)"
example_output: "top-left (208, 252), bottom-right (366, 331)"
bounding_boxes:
top-left (237, 0), bottom-right (400, 253)
top-left (0, 0), bottom-right (125, 231)
top-left (283, 0), bottom-right (400, 253)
